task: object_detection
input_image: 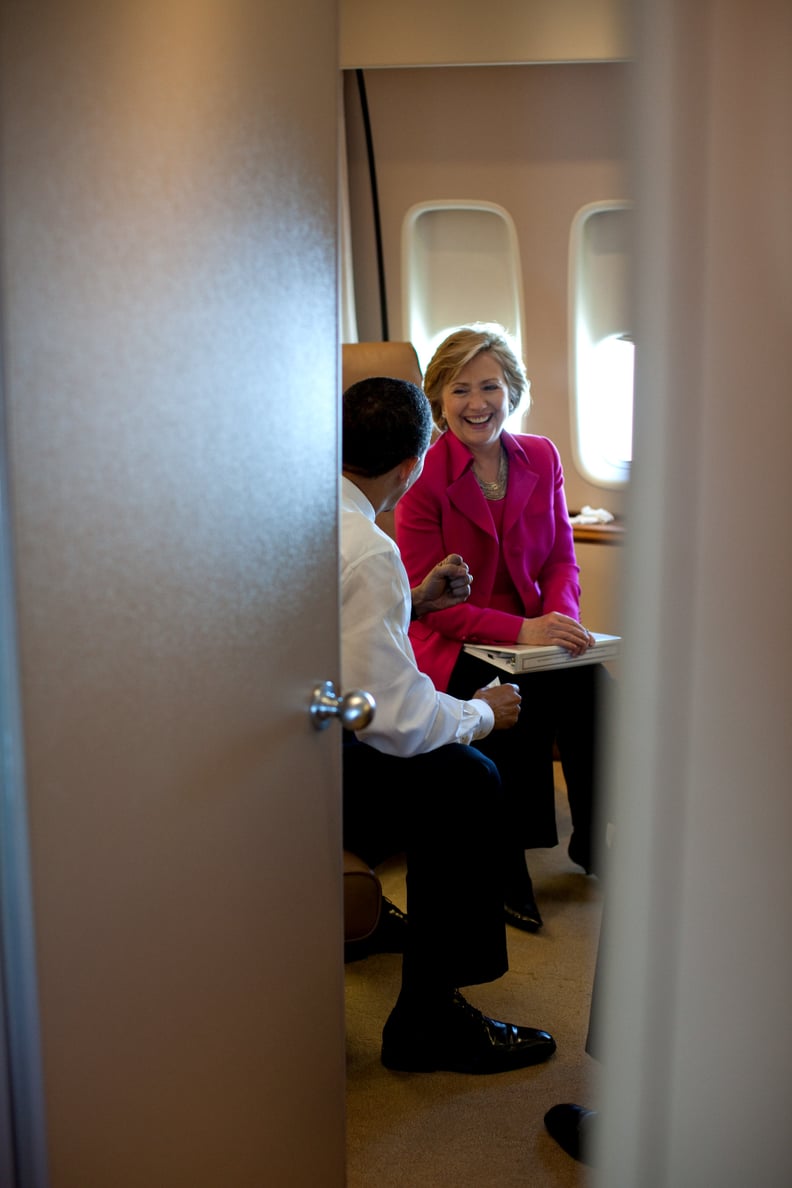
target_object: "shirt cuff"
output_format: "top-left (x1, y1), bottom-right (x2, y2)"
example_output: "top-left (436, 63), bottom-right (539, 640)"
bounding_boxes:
top-left (470, 698), bottom-right (495, 739)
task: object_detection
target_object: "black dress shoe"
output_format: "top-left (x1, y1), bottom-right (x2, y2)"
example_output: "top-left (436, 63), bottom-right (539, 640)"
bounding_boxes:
top-left (344, 897), bottom-right (407, 962)
top-left (504, 896), bottom-right (543, 932)
top-left (381, 990), bottom-right (556, 1074)
top-left (544, 1103), bottom-right (597, 1165)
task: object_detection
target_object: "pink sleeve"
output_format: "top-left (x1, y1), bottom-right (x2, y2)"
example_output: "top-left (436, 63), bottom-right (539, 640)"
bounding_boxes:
top-left (395, 469), bottom-right (525, 645)
top-left (534, 441), bottom-right (581, 619)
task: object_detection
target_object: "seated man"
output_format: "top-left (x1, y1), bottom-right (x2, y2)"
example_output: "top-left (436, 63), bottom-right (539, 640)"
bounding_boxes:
top-left (341, 375), bottom-right (556, 1075)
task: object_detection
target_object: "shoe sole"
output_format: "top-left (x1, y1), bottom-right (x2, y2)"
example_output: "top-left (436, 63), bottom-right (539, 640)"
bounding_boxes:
top-left (504, 911), bottom-right (543, 933)
top-left (381, 1038), bottom-right (556, 1075)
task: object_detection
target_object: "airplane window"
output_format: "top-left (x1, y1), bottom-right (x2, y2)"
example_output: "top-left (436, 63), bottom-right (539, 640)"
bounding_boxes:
top-left (591, 332), bottom-right (634, 467)
top-left (569, 201), bottom-right (633, 488)
top-left (402, 200), bottom-right (524, 376)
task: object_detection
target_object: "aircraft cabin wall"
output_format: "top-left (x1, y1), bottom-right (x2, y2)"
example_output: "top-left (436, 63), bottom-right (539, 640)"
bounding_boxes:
top-left (344, 61), bottom-right (630, 637)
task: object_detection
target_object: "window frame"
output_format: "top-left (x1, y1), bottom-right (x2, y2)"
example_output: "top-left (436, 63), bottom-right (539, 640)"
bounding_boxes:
top-left (568, 199), bottom-right (634, 489)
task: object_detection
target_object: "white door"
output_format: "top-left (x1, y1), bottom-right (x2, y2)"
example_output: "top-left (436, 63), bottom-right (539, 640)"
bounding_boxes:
top-left (0, 2), bottom-right (345, 1185)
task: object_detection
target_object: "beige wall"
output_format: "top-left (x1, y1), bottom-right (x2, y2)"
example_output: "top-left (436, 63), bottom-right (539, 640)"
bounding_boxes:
top-left (576, 540), bottom-right (625, 642)
top-left (345, 61), bottom-right (631, 632)
top-left (345, 62), bottom-right (631, 519)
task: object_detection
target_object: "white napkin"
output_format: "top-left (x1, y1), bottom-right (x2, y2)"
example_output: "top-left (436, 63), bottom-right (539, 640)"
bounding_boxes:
top-left (569, 505), bottom-right (615, 525)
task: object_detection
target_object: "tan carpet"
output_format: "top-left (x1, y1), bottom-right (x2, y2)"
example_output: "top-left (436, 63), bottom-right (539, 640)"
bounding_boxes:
top-left (344, 765), bottom-right (602, 1187)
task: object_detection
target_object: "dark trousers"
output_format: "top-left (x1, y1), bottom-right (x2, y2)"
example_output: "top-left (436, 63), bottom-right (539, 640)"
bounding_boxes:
top-left (448, 652), bottom-right (609, 866)
top-left (343, 738), bottom-right (509, 990)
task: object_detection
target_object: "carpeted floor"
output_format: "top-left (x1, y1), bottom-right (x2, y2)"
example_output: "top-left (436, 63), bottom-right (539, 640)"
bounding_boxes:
top-left (344, 765), bottom-right (603, 1187)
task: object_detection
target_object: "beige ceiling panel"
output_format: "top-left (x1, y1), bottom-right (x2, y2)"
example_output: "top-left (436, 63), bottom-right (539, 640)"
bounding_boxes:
top-left (340, 0), bottom-right (631, 69)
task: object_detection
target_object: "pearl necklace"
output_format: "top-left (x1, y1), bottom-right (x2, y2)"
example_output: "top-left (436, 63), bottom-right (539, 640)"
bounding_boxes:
top-left (474, 446), bottom-right (509, 500)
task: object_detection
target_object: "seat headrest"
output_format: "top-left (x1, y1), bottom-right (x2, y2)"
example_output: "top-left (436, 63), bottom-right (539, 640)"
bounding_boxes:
top-left (341, 342), bottom-right (423, 392)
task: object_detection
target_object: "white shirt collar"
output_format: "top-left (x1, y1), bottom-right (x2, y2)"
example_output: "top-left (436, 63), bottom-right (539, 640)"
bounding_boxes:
top-left (341, 474), bottom-right (376, 521)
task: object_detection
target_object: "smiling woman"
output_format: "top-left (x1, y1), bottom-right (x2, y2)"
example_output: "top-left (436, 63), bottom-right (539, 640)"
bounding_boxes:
top-left (395, 324), bottom-right (611, 934)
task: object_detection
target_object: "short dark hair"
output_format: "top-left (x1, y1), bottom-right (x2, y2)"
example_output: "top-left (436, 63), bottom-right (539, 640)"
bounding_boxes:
top-left (342, 376), bottom-right (433, 478)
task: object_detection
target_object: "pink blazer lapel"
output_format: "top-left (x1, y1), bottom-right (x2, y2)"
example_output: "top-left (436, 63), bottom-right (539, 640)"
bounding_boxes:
top-left (501, 435), bottom-right (540, 540)
top-left (443, 434), bottom-right (498, 542)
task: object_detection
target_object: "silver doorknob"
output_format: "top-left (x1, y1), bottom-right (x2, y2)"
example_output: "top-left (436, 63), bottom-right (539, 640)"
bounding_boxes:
top-left (309, 681), bottom-right (376, 731)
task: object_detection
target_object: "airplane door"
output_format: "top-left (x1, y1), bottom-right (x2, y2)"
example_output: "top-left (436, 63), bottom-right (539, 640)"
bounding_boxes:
top-left (0, 3), bottom-right (345, 1186)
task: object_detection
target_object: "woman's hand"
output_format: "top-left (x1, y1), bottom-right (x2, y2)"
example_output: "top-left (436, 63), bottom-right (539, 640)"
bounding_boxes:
top-left (517, 612), bottom-right (594, 657)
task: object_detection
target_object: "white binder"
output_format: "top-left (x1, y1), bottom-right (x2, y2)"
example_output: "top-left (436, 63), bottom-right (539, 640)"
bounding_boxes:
top-left (463, 632), bottom-right (621, 675)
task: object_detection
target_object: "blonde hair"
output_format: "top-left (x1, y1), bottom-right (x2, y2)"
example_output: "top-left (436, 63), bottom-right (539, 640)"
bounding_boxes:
top-left (423, 324), bottom-right (531, 430)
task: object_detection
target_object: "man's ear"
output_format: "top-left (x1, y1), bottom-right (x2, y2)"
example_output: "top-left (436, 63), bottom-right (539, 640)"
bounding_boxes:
top-left (398, 456), bottom-right (421, 483)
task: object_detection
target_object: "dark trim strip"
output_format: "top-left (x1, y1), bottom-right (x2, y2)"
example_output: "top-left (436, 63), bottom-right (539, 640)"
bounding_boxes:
top-left (355, 69), bottom-right (389, 340)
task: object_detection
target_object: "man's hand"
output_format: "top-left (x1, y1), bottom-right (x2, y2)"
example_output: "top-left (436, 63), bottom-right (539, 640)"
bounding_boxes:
top-left (410, 554), bottom-right (473, 618)
top-left (474, 682), bottom-right (521, 730)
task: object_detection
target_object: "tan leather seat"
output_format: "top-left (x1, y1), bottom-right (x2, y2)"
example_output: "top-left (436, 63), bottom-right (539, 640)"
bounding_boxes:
top-left (341, 341), bottom-right (423, 391)
top-left (343, 849), bottom-right (382, 943)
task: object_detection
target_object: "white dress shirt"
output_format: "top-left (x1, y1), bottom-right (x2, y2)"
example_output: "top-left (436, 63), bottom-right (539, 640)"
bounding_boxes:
top-left (341, 476), bottom-right (494, 757)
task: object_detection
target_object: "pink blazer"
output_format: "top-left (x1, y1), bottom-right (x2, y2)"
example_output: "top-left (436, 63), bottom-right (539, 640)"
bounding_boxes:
top-left (395, 430), bottom-right (581, 692)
